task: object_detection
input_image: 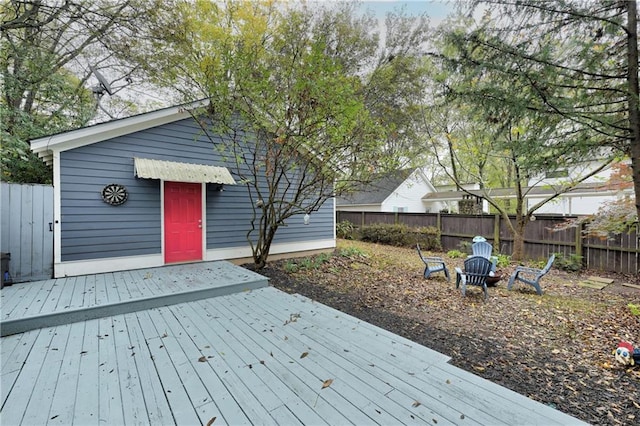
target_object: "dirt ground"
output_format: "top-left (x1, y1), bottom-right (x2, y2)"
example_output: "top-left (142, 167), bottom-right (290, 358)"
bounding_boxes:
top-left (250, 240), bottom-right (640, 425)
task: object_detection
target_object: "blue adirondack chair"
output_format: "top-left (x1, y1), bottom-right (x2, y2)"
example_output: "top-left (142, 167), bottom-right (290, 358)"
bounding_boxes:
top-left (416, 244), bottom-right (450, 281)
top-left (470, 241), bottom-right (498, 272)
top-left (455, 256), bottom-right (493, 300)
top-left (507, 254), bottom-right (555, 295)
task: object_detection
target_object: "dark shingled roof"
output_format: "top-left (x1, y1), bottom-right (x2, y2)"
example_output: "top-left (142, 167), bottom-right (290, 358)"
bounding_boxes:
top-left (336, 169), bottom-right (414, 206)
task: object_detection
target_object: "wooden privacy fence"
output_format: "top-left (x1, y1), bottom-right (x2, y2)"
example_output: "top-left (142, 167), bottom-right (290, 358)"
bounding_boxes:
top-left (0, 182), bottom-right (54, 282)
top-left (336, 211), bottom-right (639, 275)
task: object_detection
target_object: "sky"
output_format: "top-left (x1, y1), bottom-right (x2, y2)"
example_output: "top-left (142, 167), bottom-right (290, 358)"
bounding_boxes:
top-left (358, 0), bottom-right (454, 20)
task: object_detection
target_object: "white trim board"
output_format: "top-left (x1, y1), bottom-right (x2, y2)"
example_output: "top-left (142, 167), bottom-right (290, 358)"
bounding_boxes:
top-left (53, 239), bottom-right (336, 278)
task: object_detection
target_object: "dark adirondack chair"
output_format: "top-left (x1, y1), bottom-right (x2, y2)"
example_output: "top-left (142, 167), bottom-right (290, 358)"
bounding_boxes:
top-left (455, 256), bottom-right (493, 300)
top-left (416, 244), bottom-right (450, 281)
top-left (507, 254), bottom-right (556, 295)
top-left (470, 241), bottom-right (498, 272)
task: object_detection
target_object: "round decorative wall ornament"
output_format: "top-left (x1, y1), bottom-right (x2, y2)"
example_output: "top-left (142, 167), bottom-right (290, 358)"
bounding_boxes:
top-left (101, 183), bottom-right (128, 206)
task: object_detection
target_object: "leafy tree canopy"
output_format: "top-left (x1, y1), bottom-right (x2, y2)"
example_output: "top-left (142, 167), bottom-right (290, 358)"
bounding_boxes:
top-left (1, 0), bottom-right (173, 183)
top-left (130, 0), bottom-right (433, 266)
top-left (444, 0), bottom-right (639, 220)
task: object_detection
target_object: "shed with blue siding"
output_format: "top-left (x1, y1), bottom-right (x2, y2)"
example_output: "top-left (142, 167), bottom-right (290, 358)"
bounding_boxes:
top-left (30, 101), bottom-right (335, 278)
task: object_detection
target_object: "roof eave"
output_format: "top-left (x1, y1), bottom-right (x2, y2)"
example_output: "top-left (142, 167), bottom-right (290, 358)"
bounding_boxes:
top-left (30, 100), bottom-right (209, 165)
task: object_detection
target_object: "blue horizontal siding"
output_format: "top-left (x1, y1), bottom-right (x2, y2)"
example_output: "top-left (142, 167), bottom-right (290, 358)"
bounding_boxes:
top-left (60, 117), bottom-right (334, 262)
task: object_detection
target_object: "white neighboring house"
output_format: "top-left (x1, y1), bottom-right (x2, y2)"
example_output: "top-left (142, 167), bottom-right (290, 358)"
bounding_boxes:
top-left (336, 168), bottom-right (446, 213)
top-left (423, 183), bottom-right (487, 214)
top-left (420, 160), bottom-right (633, 216)
top-left (526, 160), bottom-right (633, 216)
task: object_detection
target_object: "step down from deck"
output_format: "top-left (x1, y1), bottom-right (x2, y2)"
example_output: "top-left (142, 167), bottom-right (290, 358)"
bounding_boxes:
top-left (0, 261), bottom-right (268, 337)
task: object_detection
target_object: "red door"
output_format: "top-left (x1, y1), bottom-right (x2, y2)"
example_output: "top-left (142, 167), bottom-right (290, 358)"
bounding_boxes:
top-left (164, 182), bottom-right (202, 263)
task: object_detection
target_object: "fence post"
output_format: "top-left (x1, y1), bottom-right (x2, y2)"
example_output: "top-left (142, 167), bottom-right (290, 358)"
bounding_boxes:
top-left (361, 211), bottom-right (365, 227)
top-left (437, 212), bottom-right (442, 248)
top-left (575, 221), bottom-right (583, 258)
top-left (493, 214), bottom-right (500, 252)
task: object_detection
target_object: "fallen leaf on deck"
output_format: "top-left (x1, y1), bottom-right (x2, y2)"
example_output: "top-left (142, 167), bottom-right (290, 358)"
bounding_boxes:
top-left (321, 379), bottom-right (333, 389)
top-left (412, 401), bottom-right (421, 407)
top-left (198, 356), bottom-right (207, 362)
top-left (300, 351), bottom-right (309, 359)
top-left (206, 417), bottom-right (216, 426)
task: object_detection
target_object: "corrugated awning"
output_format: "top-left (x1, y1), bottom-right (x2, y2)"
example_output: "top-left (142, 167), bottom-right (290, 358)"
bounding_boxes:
top-left (134, 158), bottom-right (236, 185)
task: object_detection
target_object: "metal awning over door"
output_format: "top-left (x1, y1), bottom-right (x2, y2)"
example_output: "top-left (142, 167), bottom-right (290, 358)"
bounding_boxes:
top-left (134, 157), bottom-right (236, 185)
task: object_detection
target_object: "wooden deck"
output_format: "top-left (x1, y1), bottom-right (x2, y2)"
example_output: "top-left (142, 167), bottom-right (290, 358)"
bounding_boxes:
top-left (0, 261), bottom-right (267, 336)
top-left (0, 263), bottom-right (586, 425)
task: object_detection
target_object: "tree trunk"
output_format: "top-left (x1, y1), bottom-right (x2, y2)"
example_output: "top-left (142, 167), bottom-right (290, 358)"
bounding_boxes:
top-left (627, 0), bottom-right (640, 221)
top-left (511, 215), bottom-right (527, 261)
top-left (253, 225), bottom-right (277, 269)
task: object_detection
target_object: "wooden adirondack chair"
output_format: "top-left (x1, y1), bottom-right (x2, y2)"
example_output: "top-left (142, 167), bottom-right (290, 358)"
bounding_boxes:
top-left (455, 256), bottom-right (493, 300)
top-left (507, 254), bottom-right (556, 296)
top-left (416, 244), bottom-right (450, 281)
top-left (470, 241), bottom-right (498, 272)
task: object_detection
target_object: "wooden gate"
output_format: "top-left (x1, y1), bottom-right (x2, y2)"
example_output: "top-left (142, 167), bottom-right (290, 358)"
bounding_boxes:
top-left (0, 182), bottom-right (54, 282)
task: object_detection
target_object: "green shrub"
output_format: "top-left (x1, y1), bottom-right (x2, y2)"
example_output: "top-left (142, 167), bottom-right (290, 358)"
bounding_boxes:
top-left (284, 260), bottom-right (299, 273)
top-left (336, 220), bottom-right (355, 239)
top-left (457, 240), bottom-right (472, 255)
top-left (415, 226), bottom-right (442, 250)
top-left (628, 303), bottom-right (640, 316)
top-left (338, 246), bottom-right (368, 259)
top-left (447, 249), bottom-right (465, 259)
top-left (285, 252), bottom-right (331, 272)
top-left (553, 252), bottom-right (583, 272)
top-left (495, 253), bottom-right (511, 268)
top-left (359, 223), bottom-right (441, 249)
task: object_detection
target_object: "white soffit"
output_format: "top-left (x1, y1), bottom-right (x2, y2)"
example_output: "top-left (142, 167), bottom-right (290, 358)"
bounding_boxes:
top-left (134, 158), bottom-right (236, 185)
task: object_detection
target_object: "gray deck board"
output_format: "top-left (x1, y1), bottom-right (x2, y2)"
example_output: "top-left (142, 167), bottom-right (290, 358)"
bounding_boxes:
top-left (3, 279), bottom-right (52, 318)
top-left (166, 303), bottom-right (331, 425)
top-left (135, 310), bottom-right (202, 425)
top-left (93, 273), bottom-right (108, 306)
top-left (235, 291), bottom-right (457, 424)
top-left (13, 326), bottom-right (69, 425)
top-left (47, 321), bottom-right (85, 425)
top-left (0, 263), bottom-right (587, 426)
top-left (203, 296), bottom-right (417, 425)
top-left (147, 307), bottom-right (247, 425)
top-left (97, 316), bottom-right (126, 425)
top-left (124, 312), bottom-right (175, 424)
top-left (261, 298), bottom-right (489, 424)
top-left (0, 330), bottom-right (40, 408)
top-left (166, 303), bottom-right (282, 424)
top-left (221, 291), bottom-right (448, 424)
top-left (179, 300), bottom-right (345, 425)
top-left (73, 318), bottom-right (100, 425)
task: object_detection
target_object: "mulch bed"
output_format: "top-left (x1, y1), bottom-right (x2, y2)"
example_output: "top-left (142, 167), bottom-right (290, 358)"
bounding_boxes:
top-left (248, 240), bottom-right (640, 425)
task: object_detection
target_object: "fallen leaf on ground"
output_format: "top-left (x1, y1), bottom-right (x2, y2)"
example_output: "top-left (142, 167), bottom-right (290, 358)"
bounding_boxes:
top-left (321, 379), bottom-right (333, 389)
